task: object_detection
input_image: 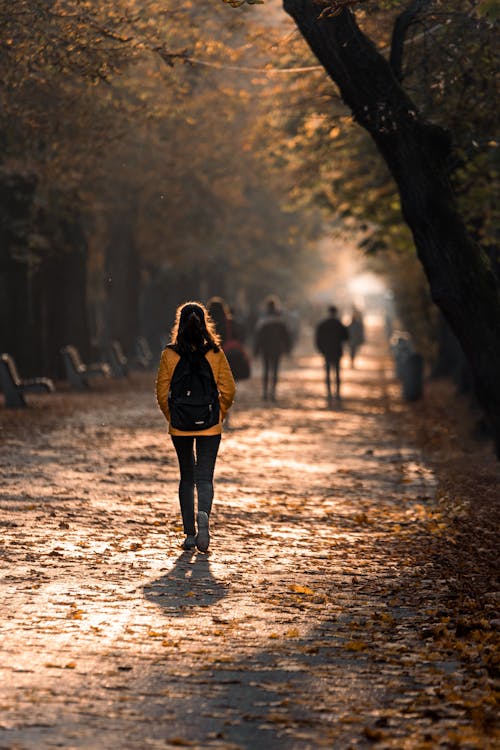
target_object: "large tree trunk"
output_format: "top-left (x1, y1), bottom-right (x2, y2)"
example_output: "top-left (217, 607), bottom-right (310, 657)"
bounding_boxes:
top-left (0, 174), bottom-right (90, 380)
top-left (36, 240), bottom-right (90, 379)
top-left (284, 1), bottom-right (500, 454)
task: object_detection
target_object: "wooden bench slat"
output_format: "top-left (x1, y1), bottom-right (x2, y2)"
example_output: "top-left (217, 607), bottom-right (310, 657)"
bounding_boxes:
top-left (0, 354), bottom-right (54, 408)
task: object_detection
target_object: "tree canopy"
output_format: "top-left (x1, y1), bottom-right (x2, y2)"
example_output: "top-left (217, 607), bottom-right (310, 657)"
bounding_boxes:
top-left (0, 1), bottom-right (322, 302)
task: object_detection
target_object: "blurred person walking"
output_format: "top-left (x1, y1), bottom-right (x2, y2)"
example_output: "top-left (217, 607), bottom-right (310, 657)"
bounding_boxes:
top-left (315, 305), bottom-right (349, 407)
top-left (207, 297), bottom-right (251, 425)
top-left (156, 302), bottom-right (236, 552)
top-left (208, 296), bottom-right (251, 381)
top-left (254, 296), bottom-right (292, 402)
top-left (207, 296), bottom-right (231, 346)
top-left (348, 307), bottom-right (366, 368)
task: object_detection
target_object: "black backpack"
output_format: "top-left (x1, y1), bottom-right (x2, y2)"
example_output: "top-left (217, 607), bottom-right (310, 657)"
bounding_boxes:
top-left (168, 348), bottom-right (220, 431)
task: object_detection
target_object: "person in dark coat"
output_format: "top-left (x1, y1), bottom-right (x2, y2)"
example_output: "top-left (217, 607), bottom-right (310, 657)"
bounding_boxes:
top-left (207, 296), bottom-right (231, 346)
top-left (254, 296), bottom-right (291, 402)
top-left (315, 305), bottom-right (349, 406)
top-left (347, 306), bottom-right (365, 367)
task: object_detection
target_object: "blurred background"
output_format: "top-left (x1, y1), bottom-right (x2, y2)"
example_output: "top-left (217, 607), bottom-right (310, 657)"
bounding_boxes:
top-left (0, 0), bottom-right (497, 391)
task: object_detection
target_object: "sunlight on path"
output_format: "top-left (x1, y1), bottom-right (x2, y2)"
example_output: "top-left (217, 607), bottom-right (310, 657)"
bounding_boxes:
top-left (2, 327), bottom-right (477, 750)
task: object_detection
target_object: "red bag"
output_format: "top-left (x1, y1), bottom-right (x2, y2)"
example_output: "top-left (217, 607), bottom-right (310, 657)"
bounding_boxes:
top-left (223, 339), bottom-right (251, 381)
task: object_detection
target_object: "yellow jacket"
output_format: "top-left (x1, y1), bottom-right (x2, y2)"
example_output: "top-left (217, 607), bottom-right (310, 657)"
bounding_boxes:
top-left (156, 347), bottom-right (236, 436)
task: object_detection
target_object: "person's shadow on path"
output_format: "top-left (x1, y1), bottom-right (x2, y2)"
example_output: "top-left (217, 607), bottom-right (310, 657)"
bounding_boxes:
top-left (143, 550), bottom-right (228, 616)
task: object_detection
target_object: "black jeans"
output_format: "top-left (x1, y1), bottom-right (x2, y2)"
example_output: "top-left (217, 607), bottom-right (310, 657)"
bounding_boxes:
top-left (325, 357), bottom-right (341, 399)
top-left (262, 353), bottom-right (281, 399)
top-left (171, 434), bottom-right (221, 536)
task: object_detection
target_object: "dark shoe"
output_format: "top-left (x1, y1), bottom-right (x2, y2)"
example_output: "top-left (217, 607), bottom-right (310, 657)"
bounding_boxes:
top-left (196, 511), bottom-right (210, 552)
top-left (182, 534), bottom-right (196, 550)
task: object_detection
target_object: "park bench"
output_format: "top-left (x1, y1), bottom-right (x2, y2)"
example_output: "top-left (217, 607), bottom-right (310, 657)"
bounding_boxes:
top-left (135, 336), bottom-right (153, 369)
top-left (61, 345), bottom-right (111, 390)
top-left (108, 340), bottom-right (128, 378)
top-left (0, 353), bottom-right (55, 408)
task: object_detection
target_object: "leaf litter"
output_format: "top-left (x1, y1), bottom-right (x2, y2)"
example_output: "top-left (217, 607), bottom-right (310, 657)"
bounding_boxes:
top-left (0, 333), bottom-right (498, 748)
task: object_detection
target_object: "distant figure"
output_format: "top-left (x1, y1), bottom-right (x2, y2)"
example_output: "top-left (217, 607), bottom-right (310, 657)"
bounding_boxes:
top-left (208, 296), bottom-right (251, 389)
top-left (228, 305), bottom-right (247, 344)
top-left (384, 309), bottom-right (394, 340)
top-left (156, 302), bottom-right (236, 552)
top-left (347, 307), bottom-right (365, 367)
top-left (254, 296), bottom-right (292, 401)
top-left (207, 296), bottom-right (231, 345)
top-left (315, 305), bottom-right (349, 406)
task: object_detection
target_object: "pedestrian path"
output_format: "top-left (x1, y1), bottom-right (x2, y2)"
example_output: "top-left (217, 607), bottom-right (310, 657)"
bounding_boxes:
top-left (0, 328), bottom-right (492, 749)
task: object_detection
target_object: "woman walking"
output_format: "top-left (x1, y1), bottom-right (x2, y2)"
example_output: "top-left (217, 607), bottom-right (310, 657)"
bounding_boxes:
top-left (254, 296), bottom-right (291, 402)
top-left (156, 302), bottom-right (236, 552)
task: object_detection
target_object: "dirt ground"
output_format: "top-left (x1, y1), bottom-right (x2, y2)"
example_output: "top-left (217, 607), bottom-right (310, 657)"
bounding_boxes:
top-left (0, 326), bottom-right (498, 750)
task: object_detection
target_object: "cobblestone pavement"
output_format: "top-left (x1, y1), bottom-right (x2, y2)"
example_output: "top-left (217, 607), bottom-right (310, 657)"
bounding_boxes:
top-left (0, 331), bottom-right (496, 749)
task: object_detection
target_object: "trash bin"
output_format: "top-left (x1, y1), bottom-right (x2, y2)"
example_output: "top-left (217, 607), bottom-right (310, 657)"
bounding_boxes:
top-left (392, 337), bottom-right (413, 380)
top-left (401, 353), bottom-right (424, 401)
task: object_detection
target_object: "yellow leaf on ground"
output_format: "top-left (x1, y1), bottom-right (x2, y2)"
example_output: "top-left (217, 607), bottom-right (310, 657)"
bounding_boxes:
top-left (289, 584), bottom-right (314, 595)
top-left (345, 640), bottom-right (368, 651)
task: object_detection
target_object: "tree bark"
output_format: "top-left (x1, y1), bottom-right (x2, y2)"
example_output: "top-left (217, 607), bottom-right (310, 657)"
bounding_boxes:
top-left (389, 0), bottom-right (431, 81)
top-left (284, 0), bottom-right (500, 455)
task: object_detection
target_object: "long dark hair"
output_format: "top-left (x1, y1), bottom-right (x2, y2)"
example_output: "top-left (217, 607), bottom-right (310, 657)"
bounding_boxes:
top-left (169, 301), bottom-right (221, 355)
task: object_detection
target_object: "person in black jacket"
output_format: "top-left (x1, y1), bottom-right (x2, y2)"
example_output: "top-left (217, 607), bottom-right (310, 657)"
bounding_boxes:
top-left (315, 305), bottom-right (348, 406)
top-left (254, 296), bottom-right (291, 402)
top-left (348, 306), bottom-right (366, 367)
